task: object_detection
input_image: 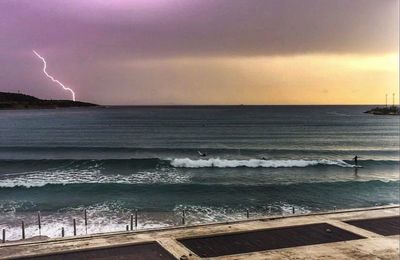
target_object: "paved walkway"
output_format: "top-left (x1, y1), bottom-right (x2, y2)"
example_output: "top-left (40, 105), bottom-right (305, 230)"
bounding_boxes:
top-left (1, 205), bottom-right (399, 259)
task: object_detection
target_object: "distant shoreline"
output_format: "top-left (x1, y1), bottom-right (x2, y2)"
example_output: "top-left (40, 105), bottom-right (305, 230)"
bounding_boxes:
top-left (0, 92), bottom-right (98, 109)
top-left (364, 106), bottom-right (400, 116)
top-left (0, 92), bottom-right (397, 109)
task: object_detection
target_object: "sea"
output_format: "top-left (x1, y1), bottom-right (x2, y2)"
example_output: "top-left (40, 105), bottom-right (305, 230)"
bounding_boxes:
top-left (0, 106), bottom-right (399, 240)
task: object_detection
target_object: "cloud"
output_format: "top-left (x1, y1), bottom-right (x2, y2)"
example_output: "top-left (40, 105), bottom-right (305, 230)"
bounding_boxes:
top-left (0, 0), bottom-right (398, 104)
top-left (1, 0), bottom-right (398, 59)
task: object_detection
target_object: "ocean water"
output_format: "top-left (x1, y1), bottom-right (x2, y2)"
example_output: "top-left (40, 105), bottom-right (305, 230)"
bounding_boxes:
top-left (0, 106), bottom-right (399, 240)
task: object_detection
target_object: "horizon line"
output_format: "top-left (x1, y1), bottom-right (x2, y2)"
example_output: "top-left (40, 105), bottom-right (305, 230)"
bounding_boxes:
top-left (97, 103), bottom-right (399, 107)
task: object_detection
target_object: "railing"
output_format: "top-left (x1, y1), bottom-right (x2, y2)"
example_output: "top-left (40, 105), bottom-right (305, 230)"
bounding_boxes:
top-left (1, 206), bottom-right (302, 243)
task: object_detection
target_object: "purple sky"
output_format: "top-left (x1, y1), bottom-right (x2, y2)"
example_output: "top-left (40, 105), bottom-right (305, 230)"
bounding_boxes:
top-left (1, 0), bottom-right (398, 104)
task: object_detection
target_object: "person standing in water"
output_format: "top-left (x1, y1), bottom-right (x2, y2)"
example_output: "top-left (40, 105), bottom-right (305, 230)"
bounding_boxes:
top-left (353, 155), bottom-right (358, 166)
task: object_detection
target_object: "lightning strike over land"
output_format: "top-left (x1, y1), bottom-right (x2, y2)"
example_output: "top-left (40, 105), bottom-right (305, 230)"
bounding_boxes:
top-left (32, 50), bottom-right (76, 101)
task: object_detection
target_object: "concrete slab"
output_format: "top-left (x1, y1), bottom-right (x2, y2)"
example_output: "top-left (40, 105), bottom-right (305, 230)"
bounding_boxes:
top-left (178, 223), bottom-right (364, 257)
top-left (345, 216), bottom-right (400, 236)
top-left (18, 242), bottom-right (176, 260)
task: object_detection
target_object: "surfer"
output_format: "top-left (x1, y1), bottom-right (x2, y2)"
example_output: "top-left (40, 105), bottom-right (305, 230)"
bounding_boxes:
top-left (353, 156), bottom-right (358, 166)
top-left (197, 151), bottom-right (207, 157)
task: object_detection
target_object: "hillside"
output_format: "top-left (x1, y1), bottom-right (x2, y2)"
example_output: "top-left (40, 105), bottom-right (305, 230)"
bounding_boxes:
top-left (0, 92), bottom-right (98, 109)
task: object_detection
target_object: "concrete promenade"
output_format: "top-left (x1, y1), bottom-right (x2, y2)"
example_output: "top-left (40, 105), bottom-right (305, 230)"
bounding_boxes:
top-left (0, 205), bottom-right (399, 259)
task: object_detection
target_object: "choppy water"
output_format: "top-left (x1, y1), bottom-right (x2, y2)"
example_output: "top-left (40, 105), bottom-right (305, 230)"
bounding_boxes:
top-left (0, 106), bottom-right (399, 240)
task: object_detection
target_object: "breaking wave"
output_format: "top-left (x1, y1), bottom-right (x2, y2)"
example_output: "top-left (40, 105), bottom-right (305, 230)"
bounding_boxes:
top-left (170, 158), bottom-right (356, 168)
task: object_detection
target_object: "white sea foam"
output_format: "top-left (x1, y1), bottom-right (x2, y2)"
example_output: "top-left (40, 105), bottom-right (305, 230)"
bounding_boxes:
top-left (0, 157), bottom-right (357, 188)
top-left (0, 214), bottom-right (169, 241)
top-left (0, 202), bottom-right (174, 241)
top-left (0, 203), bottom-right (311, 241)
top-left (174, 203), bottom-right (311, 224)
top-left (0, 169), bottom-right (187, 188)
top-left (170, 158), bottom-right (354, 168)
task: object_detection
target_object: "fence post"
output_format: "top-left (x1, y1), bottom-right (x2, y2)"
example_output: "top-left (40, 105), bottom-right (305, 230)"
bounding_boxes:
top-left (2, 229), bottom-right (5, 243)
top-left (126, 225), bottom-right (129, 231)
top-left (38, 211), bottom-right (41, 236)
top-left (61, 227), bottom-right (64, 237)
top-left (135, 209), bottom-right (138, 229)
top-left (292, 207), bottom-right (295, 214)
top-left (182, 210), bottom-right (186, 225)
top-left (84, 209), bottom-right (88, 234)
top-left (130, 214), bottom-right (133, 231)
top-left (73, 219), bottom-right (76, 236)
top-left (21, 221), bottom-right (25, 240)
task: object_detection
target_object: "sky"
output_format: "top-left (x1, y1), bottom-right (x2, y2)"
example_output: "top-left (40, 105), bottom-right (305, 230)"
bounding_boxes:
top-left (0, 0), bottom-right (399, 105)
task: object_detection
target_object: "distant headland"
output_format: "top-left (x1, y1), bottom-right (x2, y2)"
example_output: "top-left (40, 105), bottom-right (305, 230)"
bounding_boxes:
top-left (0, 92), bottom-right (98, 109)
top-left (365, 106), bottom-right (400, 115)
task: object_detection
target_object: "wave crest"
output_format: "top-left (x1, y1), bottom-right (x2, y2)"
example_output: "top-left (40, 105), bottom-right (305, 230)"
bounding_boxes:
top-left (170, 158), bottom-right (355, 168)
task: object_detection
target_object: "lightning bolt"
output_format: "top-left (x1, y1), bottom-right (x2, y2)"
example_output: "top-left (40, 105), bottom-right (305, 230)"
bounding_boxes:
top-left (32, 50), bottom-right (76, 101)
